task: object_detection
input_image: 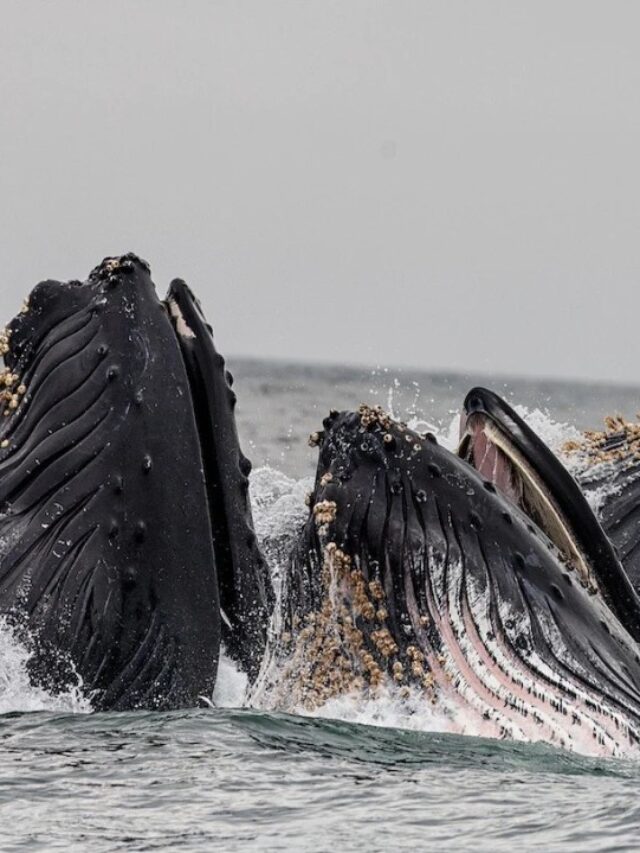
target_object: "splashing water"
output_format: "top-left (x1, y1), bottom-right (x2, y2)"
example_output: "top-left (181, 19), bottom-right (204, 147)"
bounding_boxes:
top-left (0, 618), bottom-right (89, 714)
top-left (211, 649), bottom-right (249, 708)
top-left (250, 465), bottom-right (314, 591)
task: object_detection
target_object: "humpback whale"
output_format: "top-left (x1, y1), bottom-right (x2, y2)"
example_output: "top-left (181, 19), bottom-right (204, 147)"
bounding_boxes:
top-left (260, 401), bottom-right (640, 755)
top-left (0, 254), bottom-right (271, 710)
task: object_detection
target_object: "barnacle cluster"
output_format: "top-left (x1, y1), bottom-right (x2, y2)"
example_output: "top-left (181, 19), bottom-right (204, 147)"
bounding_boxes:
top-left (312, 500), bottom-right (337, 528)
top-left (273, 546), bottom-right (374, 709)
top-left (0, 328), bottom-right (26, 421)
top-left (274, 542), bottom-right (438, 711)
top-left (308, 431), bottom-right (322, 447)
top-left (358, 403), bottom-right (423, 454)
top-left (268, 403), bottom-right (440, 712)
top-left (563, 414), bottom-right (640, 466)
top-left (358, 403), bottom-right (394, 431)
top-left (0, 328), bottom-right (11, 357)
top-left (0, 368), bottom-right (25, 417)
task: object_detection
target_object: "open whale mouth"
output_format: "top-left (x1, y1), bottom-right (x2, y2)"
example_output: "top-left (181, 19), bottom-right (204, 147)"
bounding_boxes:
top-left (458, 387), bottom-right (640, 644)
top-left (458, 394), bottom-right (593, 588)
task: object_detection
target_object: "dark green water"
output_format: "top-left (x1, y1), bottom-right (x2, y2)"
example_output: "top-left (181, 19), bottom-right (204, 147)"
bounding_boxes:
top-left (3, 361), bottom-right (640, 851)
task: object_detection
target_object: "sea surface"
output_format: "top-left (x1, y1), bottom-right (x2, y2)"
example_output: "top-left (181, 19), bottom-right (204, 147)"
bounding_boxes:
top-left (3, 359), bottom-right (640, 852)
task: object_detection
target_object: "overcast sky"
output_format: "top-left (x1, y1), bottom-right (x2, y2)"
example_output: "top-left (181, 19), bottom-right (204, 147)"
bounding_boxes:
top-left (1, 1), bottom-right (639, 382)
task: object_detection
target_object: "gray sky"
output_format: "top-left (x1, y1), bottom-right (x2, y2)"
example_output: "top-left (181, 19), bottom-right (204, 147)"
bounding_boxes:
top-left (1, 1), bottom-right (639, 382)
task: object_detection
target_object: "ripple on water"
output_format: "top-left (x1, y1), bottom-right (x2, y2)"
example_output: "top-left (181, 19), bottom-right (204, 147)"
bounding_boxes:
top-left (1, 709), bottom-right (640, 852)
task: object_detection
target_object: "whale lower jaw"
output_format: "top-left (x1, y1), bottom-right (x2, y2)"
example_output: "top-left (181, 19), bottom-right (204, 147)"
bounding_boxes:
top-left (418, 555), bottom-right (640, 758)
top-left (257, 524), bottom-right (640, 759)
top-left (259, 546), bottom-right (640, 758)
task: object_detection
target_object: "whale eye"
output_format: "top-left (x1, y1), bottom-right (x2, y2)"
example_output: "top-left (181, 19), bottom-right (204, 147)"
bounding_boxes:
top-left (427, 463), bottom-right (441, 478)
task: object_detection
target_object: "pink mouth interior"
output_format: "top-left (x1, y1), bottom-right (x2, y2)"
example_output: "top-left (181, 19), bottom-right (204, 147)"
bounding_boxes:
top-left (462, 413), bottom-right (523, 507)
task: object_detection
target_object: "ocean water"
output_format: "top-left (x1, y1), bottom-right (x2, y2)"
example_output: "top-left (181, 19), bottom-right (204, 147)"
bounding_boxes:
top-left (2, 359), bottom-right (640, 852)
